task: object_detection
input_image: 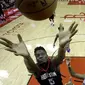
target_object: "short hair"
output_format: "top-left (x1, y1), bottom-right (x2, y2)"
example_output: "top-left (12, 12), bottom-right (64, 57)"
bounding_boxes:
top-left (58, 26), bottom-right (64, 30)
top-left (34, 46), bottom-right (46, 55)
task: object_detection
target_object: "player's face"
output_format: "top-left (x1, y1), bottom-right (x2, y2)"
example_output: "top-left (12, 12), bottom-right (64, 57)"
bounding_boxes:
top-left (35, 50), bottom-right (48, 64)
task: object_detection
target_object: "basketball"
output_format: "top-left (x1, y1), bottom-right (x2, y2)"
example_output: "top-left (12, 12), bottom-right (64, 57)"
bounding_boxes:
top-left (15, 0), bottom-right (57, 20)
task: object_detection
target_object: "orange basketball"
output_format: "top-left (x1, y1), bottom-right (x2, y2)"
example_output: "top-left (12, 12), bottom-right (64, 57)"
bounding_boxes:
top-left (15, 0), bottom-right (57, 20)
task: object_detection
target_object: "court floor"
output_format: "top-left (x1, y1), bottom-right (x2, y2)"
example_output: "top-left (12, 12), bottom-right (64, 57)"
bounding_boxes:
top-left (0, 1), bottom-right (85, 85)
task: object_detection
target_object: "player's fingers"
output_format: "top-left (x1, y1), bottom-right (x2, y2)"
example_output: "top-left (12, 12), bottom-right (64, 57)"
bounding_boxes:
top-left (5, 48), bottom-right (16, 53)
top-left (0, 37), bottom-right (13, 45)
top-left (69, 22), bottom-right (75, 31)
top-left (71, 24), bottom-right (78, 33)
top-left (70, 30), bottom-right (78, 38)
top-left (0, 40), bottom-right (11, 48)
top-left (17, 34), bottom-right (23, 42)
top-left (14, 53), bottom-right (22, 56)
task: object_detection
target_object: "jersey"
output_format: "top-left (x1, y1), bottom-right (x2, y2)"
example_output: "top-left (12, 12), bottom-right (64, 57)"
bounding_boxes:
top-left (36, 58), bottom-right (63, 85)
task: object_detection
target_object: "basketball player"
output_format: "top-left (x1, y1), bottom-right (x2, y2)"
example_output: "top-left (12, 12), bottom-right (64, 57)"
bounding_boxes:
top-left (53, 23), bottom-right (70, 53)
top-left (49, 12), bottom-right (55, 26)
top-left (0, 22), bottom-right (78, 85)
top-left (66, 58), bottom-right (85, 85)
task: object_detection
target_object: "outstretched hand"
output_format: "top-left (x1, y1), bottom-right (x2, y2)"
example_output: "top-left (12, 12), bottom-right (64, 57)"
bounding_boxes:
top-left (59, 22), bottom-right (78, 47)
top-left (0, 34), bottom-right (29, 57)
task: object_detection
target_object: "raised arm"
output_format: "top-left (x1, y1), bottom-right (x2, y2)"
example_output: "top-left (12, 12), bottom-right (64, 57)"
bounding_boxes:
top-left (0, 34), bottom-right (40, 74)
top-left (52, 22), bottom-right (78, 66)
top-left (66, 58), bottom-right (85, 80)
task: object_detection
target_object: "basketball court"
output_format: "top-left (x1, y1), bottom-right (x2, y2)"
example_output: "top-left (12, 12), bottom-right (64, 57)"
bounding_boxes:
top-left (0, 0), bottom-right (85, 85)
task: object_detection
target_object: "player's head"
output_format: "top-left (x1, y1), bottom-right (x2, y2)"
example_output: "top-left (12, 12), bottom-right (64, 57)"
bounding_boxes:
top-left (58, 23), bottom-right (64, 31)
top-left (34, 46), bottom-right (48, 65)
